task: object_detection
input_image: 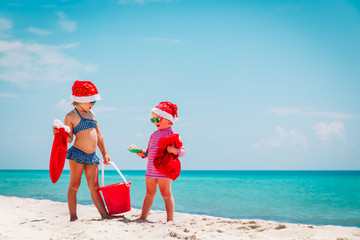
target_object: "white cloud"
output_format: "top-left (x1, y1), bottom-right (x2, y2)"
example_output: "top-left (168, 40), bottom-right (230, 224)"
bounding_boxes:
top-left (0, 92), bottom-right (19, 98)
top-left (56, 99), bottom-right (72, 112)
top-left (63, 42), bottom-right (80, 49)
top-left (59, 21), bottom-right (77, 32)
top-left (0, 18), bottom-right (12, 30)
top-left (0, 40), bottom-right (98, 87)
top-left (269, 107), bottom-right (358, 119)
top-left (57, 12), bottom-right (77, 32)
top-left (253, 126), bottom-right (307, 151)
top-left (28, 27), bottom-right (52, 36)
top-left (313, 121), bottom-right (347, 145)
top-left (0, 18), bottom-right (12, 38)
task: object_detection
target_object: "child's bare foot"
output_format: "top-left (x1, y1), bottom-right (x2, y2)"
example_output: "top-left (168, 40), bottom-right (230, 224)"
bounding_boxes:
top-left (166, 220), bottom-right (174, 225)
top-left (132, 217), bottom-right (147, 222)
top-left (70, 216), bottom-right (78, 222)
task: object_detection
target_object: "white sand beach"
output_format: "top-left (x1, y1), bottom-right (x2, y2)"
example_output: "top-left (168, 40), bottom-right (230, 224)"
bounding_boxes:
top-left (0, 195), bottom-right (359, 240)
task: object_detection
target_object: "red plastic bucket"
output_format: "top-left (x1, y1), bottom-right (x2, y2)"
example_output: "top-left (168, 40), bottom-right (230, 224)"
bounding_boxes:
top-left (99, 162), bottom-right (132, 215)
top-left (100, 182), bottom-right (132, 215)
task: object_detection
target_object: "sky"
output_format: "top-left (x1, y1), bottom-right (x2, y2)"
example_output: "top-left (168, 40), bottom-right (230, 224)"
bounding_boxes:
top-left (0, 0), bottom-right (359, 170)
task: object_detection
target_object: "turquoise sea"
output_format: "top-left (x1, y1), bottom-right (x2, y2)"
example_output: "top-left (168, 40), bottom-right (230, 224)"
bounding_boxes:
top-left (0, 170), bottom-right (359, 227)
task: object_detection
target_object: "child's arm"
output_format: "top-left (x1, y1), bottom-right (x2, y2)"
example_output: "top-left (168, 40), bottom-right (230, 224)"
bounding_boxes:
top-left (130, 134), bottom-right (152, 158)
top-left (167, 134), bottom-right (185, 157)
top-left (136, 150), bottom-right (147, 158)
top-left (96, 124), bottom-right (111, 164)
top-left (128, 144), bottom-right (147, 158)
top-left (167, 145), bottom-right (179, 155)
top-left (178, 145), bottom-right (186, 158)
top-left (64, 114), bottom-right (74, 143)
top-left (167, 145), bottom-right (185, 157)
top-left (53, 114), bottom-right (73, 143)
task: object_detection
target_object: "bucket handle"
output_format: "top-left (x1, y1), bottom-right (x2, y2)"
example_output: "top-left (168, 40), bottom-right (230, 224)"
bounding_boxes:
top-left (101, 161), bottom-right (129, 187)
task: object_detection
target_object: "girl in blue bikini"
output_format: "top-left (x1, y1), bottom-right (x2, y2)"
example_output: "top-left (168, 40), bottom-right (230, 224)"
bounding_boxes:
top-left (53, 80), bottom-right (113, 221)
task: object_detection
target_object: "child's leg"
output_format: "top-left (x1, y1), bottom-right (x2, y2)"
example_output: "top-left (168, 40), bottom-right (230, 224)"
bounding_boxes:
top-left (135, 177), bottom-right (158, 221)
top-left (68, 160), bottom-right (85, 221)
top-left (158, 178), bottom-right (174, 222)
top-left (84, 164), bottom-right (111, 219)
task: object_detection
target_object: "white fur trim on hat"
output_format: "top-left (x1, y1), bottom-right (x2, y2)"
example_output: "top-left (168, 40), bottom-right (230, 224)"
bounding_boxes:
top-left (70, 94), bottom-right (101, 103)
top-left (151, 107), bottom-right (178, 123)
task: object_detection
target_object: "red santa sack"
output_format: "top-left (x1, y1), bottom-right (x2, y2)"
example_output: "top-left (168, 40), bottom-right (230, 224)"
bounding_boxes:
top-left (49, 119), bottom-right (70, 183)
top-left (153, 133), bottom-right (182, 181)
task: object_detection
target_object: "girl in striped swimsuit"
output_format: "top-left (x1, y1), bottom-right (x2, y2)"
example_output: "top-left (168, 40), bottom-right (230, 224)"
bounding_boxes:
top-left (134, 102), bottom-right (185, 222)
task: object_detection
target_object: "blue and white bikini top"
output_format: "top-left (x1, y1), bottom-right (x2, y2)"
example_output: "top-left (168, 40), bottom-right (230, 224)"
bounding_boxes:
top-left (73, 108), bottom-right (97, 135)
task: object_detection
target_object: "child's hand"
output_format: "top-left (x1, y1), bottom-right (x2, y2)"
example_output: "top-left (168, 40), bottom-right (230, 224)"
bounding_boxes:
top-left (52, 126), bottom-right (59, 135)
top-left (136, 149), bottom-right (146, 158)
top-left (167, 145), bottom-right (179, 155)
top-left (103, 154), bottom-right (111, 165)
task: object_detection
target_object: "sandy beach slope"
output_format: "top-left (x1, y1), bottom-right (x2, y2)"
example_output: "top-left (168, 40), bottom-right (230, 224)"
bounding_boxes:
top-left (0, 195), bottom-right (359, 240)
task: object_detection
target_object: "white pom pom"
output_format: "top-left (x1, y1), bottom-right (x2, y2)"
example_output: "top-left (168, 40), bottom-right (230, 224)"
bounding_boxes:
top-left (53, 119), bottom-right (71, 133)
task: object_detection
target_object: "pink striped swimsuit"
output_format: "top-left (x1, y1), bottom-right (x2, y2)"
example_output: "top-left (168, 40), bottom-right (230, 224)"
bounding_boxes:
top-left (144, 127), bottom-right (185, 179)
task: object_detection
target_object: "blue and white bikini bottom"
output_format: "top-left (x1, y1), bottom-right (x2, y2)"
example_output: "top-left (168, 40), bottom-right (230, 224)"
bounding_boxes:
top-left (66, 146), bottom-right (100, 166)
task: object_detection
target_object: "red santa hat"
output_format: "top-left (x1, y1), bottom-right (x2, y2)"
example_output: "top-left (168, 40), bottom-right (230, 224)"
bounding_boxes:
top-left (151, 101), bottom-right (178, 123)
top-left (69, 80), bottom-right (101, 103)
